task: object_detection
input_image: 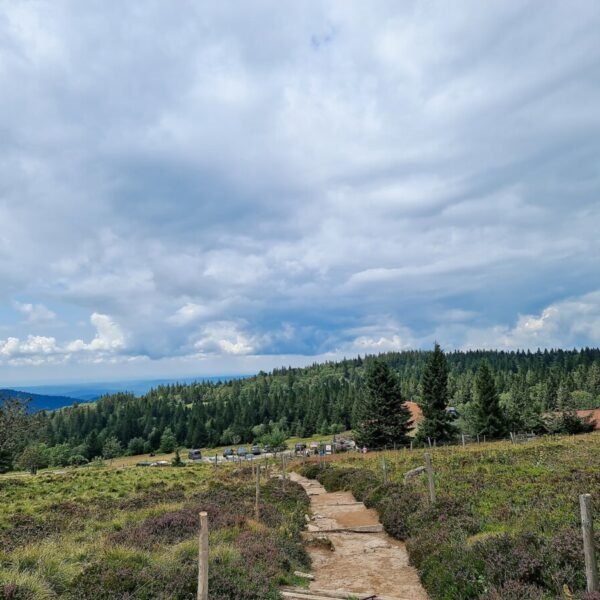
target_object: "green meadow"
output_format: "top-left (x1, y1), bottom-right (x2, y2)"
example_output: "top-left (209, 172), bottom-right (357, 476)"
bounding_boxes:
top-left (0, 463), bottom-right (309, 599)
top-left (298, 432), bottom-right (600, 599)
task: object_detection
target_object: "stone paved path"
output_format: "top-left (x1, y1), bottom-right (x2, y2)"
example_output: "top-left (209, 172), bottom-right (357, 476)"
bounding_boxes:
top-left (287, 472), bottom-right (429, 600)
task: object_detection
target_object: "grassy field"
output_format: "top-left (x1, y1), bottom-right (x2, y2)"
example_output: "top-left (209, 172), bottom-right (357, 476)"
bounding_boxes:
top-left (0, 462), bottom-right (310, 599)
top-left (297, 432), bottom-right (600, 600)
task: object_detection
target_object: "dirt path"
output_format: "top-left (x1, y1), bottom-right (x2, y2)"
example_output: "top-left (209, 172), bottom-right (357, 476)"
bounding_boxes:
top-left (287, 472), bottom-right (428, 600)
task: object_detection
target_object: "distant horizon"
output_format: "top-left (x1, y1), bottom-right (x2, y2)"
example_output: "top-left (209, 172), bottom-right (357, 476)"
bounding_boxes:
top-left (4, 344), bottom-right (600, 393)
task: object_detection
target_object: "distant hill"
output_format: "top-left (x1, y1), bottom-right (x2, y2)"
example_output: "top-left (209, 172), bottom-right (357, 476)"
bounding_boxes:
top-left (15, 375), bottom-right (249, 403)
top-left (1, 375), bottom-right (249, 411)
top-left (0, 388), bottom-right (82, 412)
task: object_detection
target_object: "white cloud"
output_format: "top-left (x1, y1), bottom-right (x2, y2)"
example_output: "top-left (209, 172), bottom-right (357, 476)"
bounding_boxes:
top-left (193, 321), bottom-right (258, 356)
top-left (0, 313), bottom-right (127, 365)
top-left (14, 302), bottom-right (57, 324)
top-left (167, 303), bottom-right (215, 326)
top-left (461, 291), bottom-right (600, 350)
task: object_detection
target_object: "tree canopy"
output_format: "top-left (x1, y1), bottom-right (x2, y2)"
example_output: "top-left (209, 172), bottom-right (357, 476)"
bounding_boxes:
top-left (354, 358), bottom-right (412, 448)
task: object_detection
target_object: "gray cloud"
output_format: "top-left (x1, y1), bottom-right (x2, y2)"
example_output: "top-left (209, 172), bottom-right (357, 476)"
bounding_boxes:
top-left (1, 1), bottom-right (599, 381)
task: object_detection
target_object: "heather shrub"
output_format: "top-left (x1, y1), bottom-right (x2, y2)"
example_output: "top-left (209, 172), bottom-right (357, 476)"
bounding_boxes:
top-left (109, 508), bottom-right (199, 549)
top-left (486, 580), bottom-right (546, 599)
top-left (374, 483), bottom-right (421, 540)
top-left (416, 540), bottom-right (485, 600)
top-left (299, 463), bottom-right (322, 479)
top-left (540, 527), bottom-right (589, 594)
top-left (476, 533), bottom-right (545, 589)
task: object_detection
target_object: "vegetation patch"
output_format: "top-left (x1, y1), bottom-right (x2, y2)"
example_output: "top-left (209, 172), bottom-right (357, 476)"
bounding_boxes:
top-left (0, 465), bottom-right (309, 599)
top-left (297, 432), bottom-right (600, 600)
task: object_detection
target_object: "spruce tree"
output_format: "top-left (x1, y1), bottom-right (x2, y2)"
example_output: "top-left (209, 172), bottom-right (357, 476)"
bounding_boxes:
top-left (354, 358), bottom-right (412, 448)
top-left (470, 362), bottom-right (507, 438)
top-left (416, 343), bottom-right (457, 444)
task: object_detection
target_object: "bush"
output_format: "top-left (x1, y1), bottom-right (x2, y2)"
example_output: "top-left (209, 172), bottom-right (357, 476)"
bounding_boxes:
top-left (110, 508), bottom-right (199, 549)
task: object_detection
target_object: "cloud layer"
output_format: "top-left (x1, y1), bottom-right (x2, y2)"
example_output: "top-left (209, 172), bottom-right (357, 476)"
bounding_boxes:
top-left (1, 1), bottom-right (599, 382)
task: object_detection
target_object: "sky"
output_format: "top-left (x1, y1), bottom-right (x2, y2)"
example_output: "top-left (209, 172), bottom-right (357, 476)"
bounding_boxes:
top-left (1, 1), bottom-right (600, 385)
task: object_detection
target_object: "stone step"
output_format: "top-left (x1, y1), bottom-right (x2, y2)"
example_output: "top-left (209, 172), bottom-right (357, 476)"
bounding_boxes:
top-left (282, 589), bottom-right (407, 600)
top-left (311, 524), bottom-right (384, 533)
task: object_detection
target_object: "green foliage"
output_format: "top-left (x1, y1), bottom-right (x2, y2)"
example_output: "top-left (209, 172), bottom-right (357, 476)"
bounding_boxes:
top-left (0, 398), bottom-right (36, 471)
top-left (126, 436), bottom-right (146, 456)
top-left (171, 448), bottom-right (183, 467)
top-left (101, 436), bottom-right (122, 460)
top-left (0, 461), bottom-right (310, 598)
top-left (0, 450), bottom-right (13, 474)
top-left (354, 358), bottom-right (412, 448)
top-left (416, 344), bottom-right (457, 444)
top-left (159, 428), bottom-right (177, 453)
top-left (258, 426), bottom-right (287, 450)
top-left (32, 348), bottom-right (600, 458)
top-left (16, 443), bottom-right (49, 474)
top-left (467, 362), bottom-right (507, 439)
top-left (544, 410), bottom-right (596, 434)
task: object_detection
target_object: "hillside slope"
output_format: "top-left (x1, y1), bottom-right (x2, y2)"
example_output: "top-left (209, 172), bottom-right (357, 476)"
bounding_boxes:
top-left (0, 389), bottom-right (80, 412)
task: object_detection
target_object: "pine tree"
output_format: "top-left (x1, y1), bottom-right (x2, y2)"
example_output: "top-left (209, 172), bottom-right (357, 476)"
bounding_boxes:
top-left (354, 358), bottom-right (412, 448)
top-left (469, 362), bottom-right (507, 439)
top-left (416, 344), bottom-right (457, 444)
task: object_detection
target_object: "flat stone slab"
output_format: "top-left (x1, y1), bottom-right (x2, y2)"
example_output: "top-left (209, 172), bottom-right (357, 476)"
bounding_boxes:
top-left (289, 472), bottom-right (429, 600)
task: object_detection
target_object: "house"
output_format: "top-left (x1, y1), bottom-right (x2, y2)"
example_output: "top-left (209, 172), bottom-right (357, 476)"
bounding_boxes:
top-left (576, 409), bottom-right (600, 430)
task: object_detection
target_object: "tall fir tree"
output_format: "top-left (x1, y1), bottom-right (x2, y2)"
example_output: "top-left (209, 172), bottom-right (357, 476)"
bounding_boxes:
top-left (354, 358), bottom-right (412, 448)
top-left (416, 343), bottom-right (457, 443)
top-left (469, 361), bottom-right (507, 438)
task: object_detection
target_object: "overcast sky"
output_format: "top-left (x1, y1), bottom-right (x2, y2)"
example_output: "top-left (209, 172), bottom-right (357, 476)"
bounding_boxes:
top-left (1, 1), bottom-right (600, 385)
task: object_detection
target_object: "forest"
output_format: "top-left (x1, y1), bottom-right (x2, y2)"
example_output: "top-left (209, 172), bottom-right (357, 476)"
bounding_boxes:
top-left (3, 348), bottom-right (600, 470)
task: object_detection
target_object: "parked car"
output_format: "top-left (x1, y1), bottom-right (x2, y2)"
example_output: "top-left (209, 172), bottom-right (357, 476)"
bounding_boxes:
top-left (188, 449), bottom-right (202, 461)
top-left (136, 461), bottom-right (152, 467)
top-left (251, 446), bottom-right (262, 455)
top-left (237, 446), bottom-right (248, 457)
top-left (262, 445), bottom-right (272, 454)
top-left (294, 443), bottom-right (307, 454)
top-left (223, 448), bottom-right (234, 458)
top-left (151, 460), bottom-right (170, 467)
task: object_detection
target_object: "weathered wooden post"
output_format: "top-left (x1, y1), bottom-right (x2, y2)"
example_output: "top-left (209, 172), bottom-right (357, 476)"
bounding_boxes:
top-left (255, 465), bottom-right (261, 520)
top-left (461, 434), bottom-right (465, 448)
top-left (382, 455), bottom-right (388, 485)
top-left (410, 440), bottom-right (413, 452)
top-left (580, 494), bottom-right (598, 593)
top-left (424, 453), bottom-right (436, 505)
top-left (197, 511), bottom-right (208, 600)
top-left (282, 454), bottom-right (287, 492)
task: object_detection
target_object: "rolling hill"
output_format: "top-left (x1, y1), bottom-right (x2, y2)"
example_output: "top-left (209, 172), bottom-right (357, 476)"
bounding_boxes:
top-left (0, 388), bottom-right (81, 412)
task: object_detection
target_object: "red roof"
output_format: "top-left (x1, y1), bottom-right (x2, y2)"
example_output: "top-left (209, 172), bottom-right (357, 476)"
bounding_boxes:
top-left (405, 401), bottom-right (423, 426)
top-left (576, 409), bottom-right (600, 430)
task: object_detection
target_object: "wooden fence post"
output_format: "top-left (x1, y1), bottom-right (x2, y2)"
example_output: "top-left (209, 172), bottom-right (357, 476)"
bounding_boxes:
top-left (282, 454), bottom-right (287, 492)
top-left (382, 455), bottom-right (388, 485)
top-left (197, 511), bottom-right (208, 600)
top-left (255, 465), bottom-right (261, 520)
top-left (461, 434), bottom-right (465, 448)
top-left (580, 494), bottom-right (598, 593)
top-left (424, 453), bottom-right (436, 505)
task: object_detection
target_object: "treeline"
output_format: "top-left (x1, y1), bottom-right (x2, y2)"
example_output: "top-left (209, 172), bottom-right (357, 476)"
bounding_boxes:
top-left (4, 348), bottom-right (600, 468)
